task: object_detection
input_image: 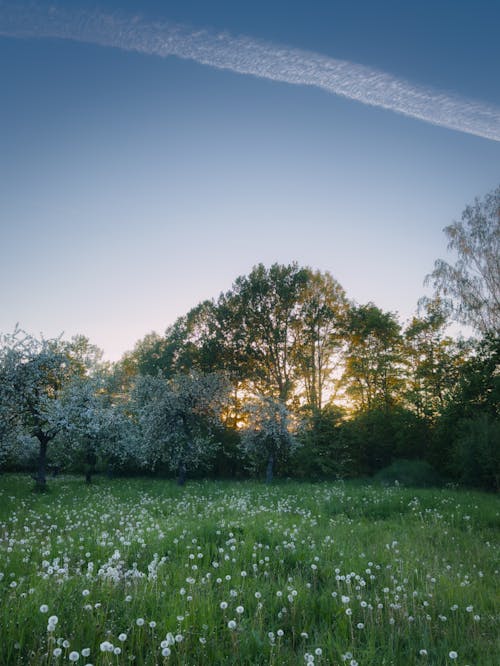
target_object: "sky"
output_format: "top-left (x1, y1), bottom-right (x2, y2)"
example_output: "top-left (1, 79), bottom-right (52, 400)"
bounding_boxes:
top-left (1, 0), bottom-right (499, 360)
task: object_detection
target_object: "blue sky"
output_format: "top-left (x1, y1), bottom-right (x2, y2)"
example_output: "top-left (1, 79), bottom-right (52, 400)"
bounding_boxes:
top-left (1, 0), bottom-right (499, 359)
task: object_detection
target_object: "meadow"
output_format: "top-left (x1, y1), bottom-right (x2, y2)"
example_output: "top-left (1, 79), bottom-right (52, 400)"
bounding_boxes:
top-left (0, 476), bottom-right (498, 666)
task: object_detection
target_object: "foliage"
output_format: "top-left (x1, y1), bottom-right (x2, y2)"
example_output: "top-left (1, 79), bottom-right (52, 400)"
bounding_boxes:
top-left (453, 413), bottom-right (500, 491)
top-left (373, 459), bottom-right (442, 487)
top-left (293, 404), bottom-right (350, 479)
top-left (343, 304), bottom-right (404, 411)
top-left (404, 298), bottom-right (467, 419)
top-left (338, 407), bottom-right (430, 476)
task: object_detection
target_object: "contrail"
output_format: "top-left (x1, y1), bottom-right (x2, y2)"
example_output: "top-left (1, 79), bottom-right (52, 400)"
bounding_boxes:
top-left (1, 2), bottom-right (500, 142)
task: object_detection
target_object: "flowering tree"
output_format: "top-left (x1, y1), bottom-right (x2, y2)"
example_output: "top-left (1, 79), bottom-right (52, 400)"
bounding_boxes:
top-left (132, 371), bottom-right (230, 484)
top-left (0, 328), bottom-right (100, 489)
top-left (54, 375), bottom-right (118, 483)
top-left (241, 396), bottom-right (299, 483)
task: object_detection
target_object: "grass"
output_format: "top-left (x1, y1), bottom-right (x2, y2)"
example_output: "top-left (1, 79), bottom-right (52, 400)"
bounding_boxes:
top-left (0, 474), bottom-right (498, 665)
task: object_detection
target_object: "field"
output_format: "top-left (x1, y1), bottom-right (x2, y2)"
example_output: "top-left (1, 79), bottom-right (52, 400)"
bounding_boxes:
top-left (0, 476), bottom-right (498, 665)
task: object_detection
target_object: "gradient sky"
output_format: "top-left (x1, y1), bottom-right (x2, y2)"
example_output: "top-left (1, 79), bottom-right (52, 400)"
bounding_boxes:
top-left (1, 0), bottom-right (499, 360)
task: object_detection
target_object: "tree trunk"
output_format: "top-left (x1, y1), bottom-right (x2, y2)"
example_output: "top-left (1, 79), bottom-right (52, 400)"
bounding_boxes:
top-left (177, 461), bottom-right (187, 486)
top-left (266, 454), bottom-right (274, 484)
top-left (85, 450), bottom-right (97, 484)
top-left (35, 433), bottom-right (50, 491)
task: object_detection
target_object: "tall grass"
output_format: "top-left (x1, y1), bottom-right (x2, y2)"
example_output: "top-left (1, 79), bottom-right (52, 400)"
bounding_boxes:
top-left (0, 475), bottom-right (498, 665)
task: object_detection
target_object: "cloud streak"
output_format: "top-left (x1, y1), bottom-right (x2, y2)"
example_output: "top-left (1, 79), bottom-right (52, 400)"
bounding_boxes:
top-left (1, 2), bottom-right (500, 142)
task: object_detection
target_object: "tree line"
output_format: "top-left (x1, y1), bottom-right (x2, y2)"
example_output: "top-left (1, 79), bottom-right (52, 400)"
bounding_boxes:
top-left (1, 186), bottom-right (498, 490)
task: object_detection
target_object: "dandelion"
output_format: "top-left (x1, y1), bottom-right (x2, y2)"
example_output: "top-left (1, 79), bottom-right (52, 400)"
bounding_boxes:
top-left (48, 615), bottom-right (59, 626)
top-left (227, 620), bottom-right (237, 630)
top-left (40, 604), bottom-right (49, 613)
top-left (81, 648), bottom-right (91, 657)
top-left (236, 605), bottom-right (244, 614)
top-left (161, 647), bottom-right (171, 657)
top-left (315, 648), bottom-right (323, 656)
top-left (99, 641), bottom-right (114, 652)
top-left (419, 649), bottom-right (428, 656)
top-left (68, 652), bottom-right (79, 662)
top-left (449, 652), bottom-right (458, 660)
top-left (220, 601), bottom-right (228, 609)
top-left (82, 589), bottom-right (90, 597)
top-left (53, 648), bottom-right (62, 657)
top-left (136, 617), bottom-right (145, 626)
top-left (149, 620), bottom-right (157, 628)
top-left (118, 634), bottom-right (127, 642)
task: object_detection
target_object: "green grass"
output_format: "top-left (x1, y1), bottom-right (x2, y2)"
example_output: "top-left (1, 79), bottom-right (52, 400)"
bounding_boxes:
top-left (0, 474), bottom-right (498, 665)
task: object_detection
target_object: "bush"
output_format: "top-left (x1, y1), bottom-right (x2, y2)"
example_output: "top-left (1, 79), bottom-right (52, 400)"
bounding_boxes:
top-left (454, 414), bottom-right (500, 491)
top-left (373, 459), bottom-right (442, 487)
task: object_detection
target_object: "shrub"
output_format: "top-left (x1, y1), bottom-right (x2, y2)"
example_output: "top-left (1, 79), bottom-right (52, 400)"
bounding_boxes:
top-left (373, 459), bottom-right (442, 487)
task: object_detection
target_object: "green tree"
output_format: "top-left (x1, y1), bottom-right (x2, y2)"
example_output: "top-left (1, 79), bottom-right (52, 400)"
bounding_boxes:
top-left (404, 299), bottom-right (466, 419)
top-left (343, 304), bottom-right (404, 412)
top-left (294, 270), bottom-right (348, 413)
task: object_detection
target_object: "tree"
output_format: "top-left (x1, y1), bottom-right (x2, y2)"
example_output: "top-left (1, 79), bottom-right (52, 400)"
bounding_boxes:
top-left (241, 395), bottom-right (299, 483)
top-left (294, 270), bottom-right (348, 413)
top-left (404, 299), bottom-right (467, 420)
top-left (343, 304), bottom-right (404, 412)
top-left (216, 263), bottom-right (310, 403)
top-left (132, 371), bottom-right (230, 485)
top-left (0, 328), bottom-right (90, 489)
top-left (433, 334), bottom-right (500, 487)
top-left (426, 185), bottom-right (500, 335)
top-left (54, 375), bottom-right (116, 483)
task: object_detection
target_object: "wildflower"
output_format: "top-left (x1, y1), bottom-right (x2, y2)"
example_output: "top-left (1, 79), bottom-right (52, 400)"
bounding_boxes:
top-left (81, 648), bottom-right (91, 657)
top-left (136, 618), bottom-right (145, 626)
top-left (149, 621), bottom-right (156, 628)
top-left (40, 604), bottom-right (49, 613)
top-left (449, 652), bottom-right (458, 660)
top-left (227, 620), bottom-right (237, 630)
top-left (236, 605), bottom-right (244, 614)
top-left (220, 601), bottom-right (228, 610)
top-left (419, 649), bottom-right (428, 656)
top-left (48, 615), bottom-right (59, 626)
top-left (53, 648), bottom-right (62, 657)
top-left (118, 634), bottom-right (127, 642)
top-left (68, 652), bottom-right (79, 662)
top-left (161, 647), bottom-right (171, 657)
top-left (82, 589), bottom-right (90, 597)
top-left (99, 641), bottom-right (114, 652)
top-left (315, 648), bottom-right (323, 656)
top-left (113, 647), bottom-right (121, 655)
